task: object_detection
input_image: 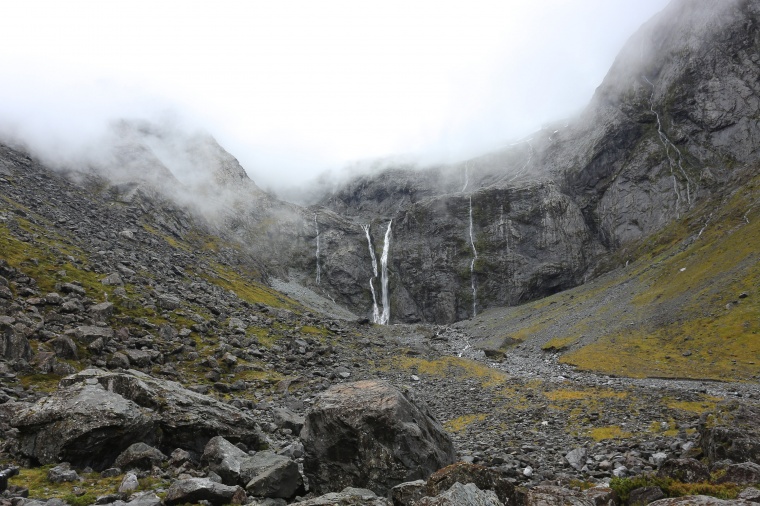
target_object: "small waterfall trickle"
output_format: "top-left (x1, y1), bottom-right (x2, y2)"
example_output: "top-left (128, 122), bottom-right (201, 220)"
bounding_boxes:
top-left (642, 75), bottom-right (692, 214)
top-left (468, 196), bottom-right (478, 317)
top-left (379, 220), bottom-right (392, 325)
top-left (314, 214), bottom-right (321, 284)
top-left (361, 224), bottom-right (381, 322)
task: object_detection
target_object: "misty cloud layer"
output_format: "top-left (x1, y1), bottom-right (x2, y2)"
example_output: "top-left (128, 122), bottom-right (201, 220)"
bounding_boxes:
top-left (0, 0), bottom-right (670, 195)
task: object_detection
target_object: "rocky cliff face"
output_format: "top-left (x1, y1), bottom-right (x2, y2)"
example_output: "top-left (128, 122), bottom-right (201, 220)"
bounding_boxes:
top-left (295, 0), bottom-right (760, 323)
top-left (5, 1), bottom-right (755, 326)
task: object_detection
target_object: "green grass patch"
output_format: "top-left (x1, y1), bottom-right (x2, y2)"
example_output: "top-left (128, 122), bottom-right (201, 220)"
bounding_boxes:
top-left (541, 336), bottom-right (578, 351)
top-left (610, 475), bottom-right (741, 504)
top-left (387, 355), bottom-right (509, 389)
top-left (444, 413), bottom-right (488, 433)
top-left (588, 425), bottom-right (632, 441)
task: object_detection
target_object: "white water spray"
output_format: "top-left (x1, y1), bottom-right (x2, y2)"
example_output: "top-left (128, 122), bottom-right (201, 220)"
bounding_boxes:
top-left (462, 162), bottom-right (470, 192)
top-left (314, 214), bottom-right (321, 285)
top-left (642, 76), bottom-right (693, 214)
top-left (361, 224), bottom-right (381, 322)
top-left (368, 278), bottom-right (381, 323)
top-left (361, 224), bottom-right (379, 278)
top-left (379, 220), bottom-right (392, 325)
top-left (468, 196), bottom-right (478, 317)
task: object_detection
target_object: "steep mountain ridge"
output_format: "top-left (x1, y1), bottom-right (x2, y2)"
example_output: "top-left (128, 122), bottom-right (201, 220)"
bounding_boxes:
top-left (303, 0), bottom-right (760, 323)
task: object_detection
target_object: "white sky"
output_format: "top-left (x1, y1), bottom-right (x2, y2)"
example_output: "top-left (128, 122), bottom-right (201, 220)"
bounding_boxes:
top-left (0, 0), bottom-right (670, 191)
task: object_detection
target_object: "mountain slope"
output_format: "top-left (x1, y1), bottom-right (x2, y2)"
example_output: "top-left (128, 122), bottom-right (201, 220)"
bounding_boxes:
top-left (299, 0), bottom-right (760, 324)
top-left (462, 162), bottom-right (760, 382)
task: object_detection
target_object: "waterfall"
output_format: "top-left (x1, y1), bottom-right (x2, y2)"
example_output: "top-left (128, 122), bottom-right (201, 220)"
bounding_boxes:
top-left (369, 278), bottom-right (381, 323)
top-left (379, 220), bottom-right (392, 325)
top-left (361, 224), bottom-right (381, 322)
top-left (361, 224), bottom-right (379, 278)
top-left (468, 196), bottom-right (478, 317)
top-left (314, 214), bottom-right (321, 285)
top-left (642, 75), bottom-right (692, 213)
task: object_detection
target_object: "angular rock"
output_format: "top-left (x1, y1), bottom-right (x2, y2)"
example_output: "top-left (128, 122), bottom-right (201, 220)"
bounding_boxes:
top-left (157, 294), bottom-right (180, 310)
top-left (119, 472), bottom-right (139, 494)
top-left (101, 273), bottom-right (124, 286)
top-left (648, 496), bottom-right (748, 505)
top-left (202, 437), bottom-right (301, 499)
top-left (202, 436), bottom-right (249, 484)
top-left (524, 486), bottom-right (595, 506)
top-left (90, 302), bottom-right (114, 322)
top-left (50, 336), bottom-right (78, 360)
top-left (0, 320), bottom-right (31, 361)
top-left (301, 380), bottom-right (456, 496)
top-left (738, 487), bottom-right (760, 503)
top-left (716, 462), bottom-right (760, 485)
top-left (416, 482), bottom-right (503, 506)
top-left (426, 462), bottom-right (514, 506)
top-left (244, 451), bottom-right (302, 499)
top-left (12, 381), bottom-right (156, 470)
top-left (699, 401), bottom-right (760, 465)
top-left (657, 458), bottom-right (710, 483)
top-left (390, 479), bottom-right (426, 506)
top-left (163, 478), bottom-right (246, 506)
top-left (73, 326), bottom-right (114, 345)
top-left (47, 463), bottom-right (79, 483)
top-left (12, 369), bottom-right (264, 469)
top-left (113, 442), bottom-right (166, 471)
top-left (565, 448), bottom-right (588, 472)
top-left (122, 349), bottom-right (157, 367)
top-left (272, 407), bottom-right (304, 434)
top-left (582, 487), bottom-right (617, 506)
top-left (296, 487), bottom-right (391, 506)
top-left (628, 486), bottom-right (666, 506)
top-left (108, 352), bottom-right (131, 369)
top-left (124, 492), bottom-right (162, 506)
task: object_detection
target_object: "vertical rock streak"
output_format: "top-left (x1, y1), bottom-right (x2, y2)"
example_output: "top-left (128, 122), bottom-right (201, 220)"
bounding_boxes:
top-left (643, 76), bottom-right (693, 214)
top-left (379, 220), bottom-right (392, 325)
top-left (314, 214), bottom-right (321, 285)
top-left (361, 224), bottom-right (381, 322)
top-left (468, 196), bottom-right (478, 317)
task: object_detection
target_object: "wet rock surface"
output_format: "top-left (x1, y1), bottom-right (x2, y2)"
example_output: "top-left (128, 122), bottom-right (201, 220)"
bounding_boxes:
top-left (301, 379), bottom-right (456, 496)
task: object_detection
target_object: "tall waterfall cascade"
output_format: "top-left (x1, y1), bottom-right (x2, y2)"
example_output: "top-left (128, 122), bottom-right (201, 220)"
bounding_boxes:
top-left (361, 224), bottom-right (381, 323)
top-left (468, 197), bottom-right (478, 317)
top-left (379, 220), bottom-right (392, 325)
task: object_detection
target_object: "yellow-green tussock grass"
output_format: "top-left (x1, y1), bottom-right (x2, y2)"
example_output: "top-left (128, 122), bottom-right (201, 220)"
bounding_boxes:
top-left (444, 413), bottom-right (488, 433)
top-left (541, 336), bottom-right (578, 351)
top-left (588, 425), bottom-right (632, 441)
top-left (201, 262), bottom-right (300, 311)
top-left (665, 395), bottom-right (723, 414)
top-left (389, 356), bottom-right (509, 388)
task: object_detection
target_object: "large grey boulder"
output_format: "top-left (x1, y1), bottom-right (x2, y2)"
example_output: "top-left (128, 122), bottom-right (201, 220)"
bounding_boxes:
top-left (716, 462), bottom-right (760, 485)
top-left (12, 369), bottom-right (264, 469)
top-left (12, 381), bottom-right (156, 469)
top-left (699, 401), bottom-right (760, 465)
top-left (301, 379), bottom-right (456, 496)
top-left (113, 442), bottom-right (166, 471)
top-left (657, 458), bottom-right (710, 483)
top-left (0, 319), bottom-right (32, 362)
top-left (425, 462), bottom-right (514, 506)
top-left (523, 486), bottom-right (596, 506)
top-left (416, 482), bottom-right (504, 506)
top-left (243, 451), bottom-right (302, 499)
top-left (163, 478), bottom-right (246, 506)
top-left (202, 437), bottom-right (302, 499)
top-left (295, 487), bottom-right (391, 506)
top-left (649, 496), bottom-right (751, 505)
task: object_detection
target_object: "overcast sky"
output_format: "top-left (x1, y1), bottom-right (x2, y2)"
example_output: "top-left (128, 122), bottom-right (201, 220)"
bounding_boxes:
top-left (0, 0), bottom-right (670, 191)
